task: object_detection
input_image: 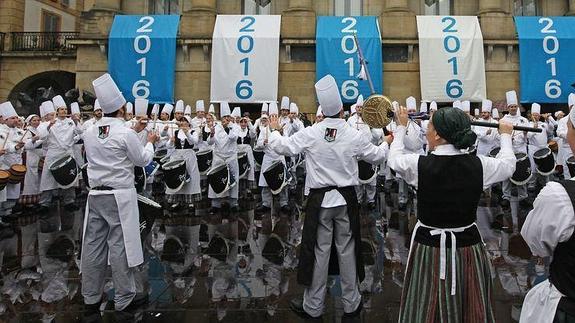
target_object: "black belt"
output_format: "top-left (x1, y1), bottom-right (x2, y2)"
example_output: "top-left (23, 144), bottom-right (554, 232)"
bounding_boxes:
top-left (92, 186), bottom-right (114, 191)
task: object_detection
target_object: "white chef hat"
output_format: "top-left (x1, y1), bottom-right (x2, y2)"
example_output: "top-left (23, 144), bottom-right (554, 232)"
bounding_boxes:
top-left (126, 102), bottom-right (133, 114)
top-left (492, 108), bottom-right (500, 119)
top-left (0, 101), bottom-right (18, 118)
top-left (231, 107), bottom-right (241, 118)
top-left (261, 103), bottom-right (268, 114)
top-left (474, 108), bottom-right (479, 116)
top-left (185, 105), bottom-right (191, 115)
top-left (162, 103), bottom-right (174, 115)
top-left (25, 114), bottom-right (38, 124)
top-left (316, 105), bottom-right (323, 117)
top-left (461, 100), bottom-right (470, 112)
top-left (268, 101), bottom-right (279, 116)
top-left (453, 100), bottom-right (461, 109)
top-left (315, 74), bottom-right (342, 117)
top-left (40, 101), bottom-right (55, 118)
top-left (350, 104), bottom-right (357, 115)
top-left (220, 102), bottom-right (231, 117)
top-left (420, 101), bottom-right (428, 113)
top-left (289, 102), bottom-right (299, 114)
top-left (406, 96), bottom-right (416, 111)
top-left (506, 90), bottom-right (518, 106)
top-left (94, 99), bottom-right (102, 111)
top-left (182, 115), bottom-right (192, 125)
top-left (430, 101), bottom-right (438, 111)
top-left (151, 103), bottom-right (160, 116)
top-left (356, 94), bottom-right (364, 107)
top-left (92, 73), bottom-right (126, 114)
top-left (569, 93), bottom-right (575, 108)
top-left (481, 99), bottom-right (492, 113)
top-left (281, 96), bottom-right (290, 110)
top-left (52, 95), bottom-right (67, 109)
top-left (71, 102), bottom-right (80, 115)
top-left (392, 101), bottom-right (399, 111)
top-left (531, 102), bottom-right (541, 114)
top-left (196, 100), bottom-right (205, 112)
top-left (175, 100), bottom-right (184, 113)
top-left (208, 104), bottom-right (215, 114)
top-left (135, 98), bottom-right (148, 117)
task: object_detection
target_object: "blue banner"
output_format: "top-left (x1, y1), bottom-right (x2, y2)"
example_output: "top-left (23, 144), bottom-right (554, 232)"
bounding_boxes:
top-left (515, 17), bottom-right (575, 103)
top-left (316, 16), bottom-right (382, 104)
top-left (108, 15), bottom-right (180, 104)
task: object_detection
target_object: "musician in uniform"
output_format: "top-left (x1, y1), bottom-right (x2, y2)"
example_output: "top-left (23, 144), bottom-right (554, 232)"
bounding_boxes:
top-left (0, 102), bottom-right (25, 223)
top-left (389, 105), bottom-right (516, 322)
top-left (474, 99), bottom-right (499, 156)
top-left (236, 109), bottom-right (257, 188)
top-left (37, 95), bottom-right (82, 213)
top-left (173, 100), bottom-right (185, 123)
top-left (22, 114), bottom-right (44, 207)
top-left (279, 96), bottom-right (290, 128)
top-left (267, 75), bottom-right (391, 319)
top-left (184, 104), bottom-right (192, 118)
top-left (527, 102), bottom-right (554, 189)
top-left (284, 103), bottom-right (304, 137)
top-left (83, 100), bottom-right (103, 129)
top-left (500, 90), bottom-right (530, 207)
top-left (81, 73), bottom-right (158, 314)
top-left (192, 100), bottom-right (205, 128)
top-left (71, 102), bottom-right (85, 171)
top-left (254, 103), bottom-right (268, 129)
top-left (519, 106), bottom-right (575, 323)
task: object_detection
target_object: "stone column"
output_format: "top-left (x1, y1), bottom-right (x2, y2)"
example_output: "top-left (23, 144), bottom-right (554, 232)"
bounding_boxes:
top-left (81, 0), bottom-right (122, 38)
top-left (567, 0), bottom-right (575, 16)
top-left (180, 0), bottom-right (217, 38)
top-left (478, 0), bottom-right (514, 39)
top-left (281, 0), bottom-right (316, 39)
top-left (380, 0), bottom-right (415, 39)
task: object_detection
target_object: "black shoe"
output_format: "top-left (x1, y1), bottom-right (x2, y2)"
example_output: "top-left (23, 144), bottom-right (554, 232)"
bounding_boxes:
top-left (342, 300), bottom-right (363, 318)
top-left (209, 207), bottom-right (220, 216)
top-left (289, 297), bottom-right (322, 320)
top-left (84, 300), bottom-right (102, 315)
top-left (122, 294), bottom-right (148, 312)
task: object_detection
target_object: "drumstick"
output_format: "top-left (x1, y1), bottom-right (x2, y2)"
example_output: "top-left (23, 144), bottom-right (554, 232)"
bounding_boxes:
top-left (18, 129), bottom-right (29, 143)
top-left (0, 132), bottom-right (8, 150)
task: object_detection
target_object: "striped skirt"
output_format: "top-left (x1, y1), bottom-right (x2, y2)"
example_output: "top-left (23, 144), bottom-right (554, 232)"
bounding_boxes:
top-left (399, 241), bottom-right (495, 323)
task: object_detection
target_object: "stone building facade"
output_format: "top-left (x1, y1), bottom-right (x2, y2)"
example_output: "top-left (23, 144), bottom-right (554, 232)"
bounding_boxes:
top-left (2, 0), bottom-right (575, 115)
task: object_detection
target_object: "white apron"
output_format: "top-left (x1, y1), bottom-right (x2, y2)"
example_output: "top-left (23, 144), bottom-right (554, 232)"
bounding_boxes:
top-left (81, 187), bottom-right (143, 268)
top-left (165, 148), bottom-right (201, 195)
top-left (22, 145), bottom-right (43, 196)
top-left (519, 279), bottom-right (563, 323)
top-left (238, 144), bottom-right (255, 181)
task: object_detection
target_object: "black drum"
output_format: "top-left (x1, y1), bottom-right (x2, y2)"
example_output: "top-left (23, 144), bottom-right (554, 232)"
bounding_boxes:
top-left (511, 153), bottom-right (532, 185)
top-left (196, 149), bottom-right (213, 175)
top-left (263, 160), bottom-right (289, 195)
top-left (207, 163), bottom-right (236, 195)
top-left (49, 155), bottom-right (78, 187)
top-left (81, 164), bottom-right (89, 189)
top-left (206, 235), bottom-right (230, 262)
top-left (567, 156), bottom-right (575, 178)
top-left (533, 147), bottom-right (555, 176)
top-left (153, 149), bottom-right (168, 163)
top-left (162, 159), bottom-right (189, 191)
top-left (137, 194), bottom-right (161, 238)
top-left (134, 166), bottom-right (146, 192)
top-left (262, 233), bottom-right (286, 266)
top-left (253, 147), bottom-right (264, 167)
top-left (358, 160), bottom-right (377, 184)
top-left (238, 152), bottom-right (250, 179)
top-left (489, 147), bottom-right (500, 158)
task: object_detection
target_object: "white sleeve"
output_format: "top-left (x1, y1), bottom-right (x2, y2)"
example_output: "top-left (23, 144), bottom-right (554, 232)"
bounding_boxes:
top-left (521, 181), bottom-right (575, 257)
top-left (125, 131), bottom-right (154, 167)
top-left (268, 128), bottom-right (311, 156)
top-left (186, 130), bottom-right (199, 145)
top-left (387, 125), bottom-right (420, 188)
top-left (478, 133), bottom-right (516, 189)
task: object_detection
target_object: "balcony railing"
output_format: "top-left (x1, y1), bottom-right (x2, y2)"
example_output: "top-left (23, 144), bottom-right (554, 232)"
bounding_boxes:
top-left (10, 32), bottom-right (79, 52)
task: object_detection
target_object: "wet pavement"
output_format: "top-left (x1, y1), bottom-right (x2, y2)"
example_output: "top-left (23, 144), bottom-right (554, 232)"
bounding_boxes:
top-left (0, 178), bottom-right (545, 323)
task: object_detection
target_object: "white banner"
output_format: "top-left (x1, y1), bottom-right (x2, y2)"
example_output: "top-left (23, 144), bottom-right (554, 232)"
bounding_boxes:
top-left (417, 16), bottom-right (486, 102)
top-left (210, 15), bottom-right (281, 103)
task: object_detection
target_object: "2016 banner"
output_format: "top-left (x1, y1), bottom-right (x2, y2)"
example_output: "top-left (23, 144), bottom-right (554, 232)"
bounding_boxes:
top-left (108, 15), bottom-right (180, 104)
top-left (210, 15), bottom-right (281, 103)
top-left (417, 16), bottom-right (486, 102)
top-left (316, 16), bottom-right (382, 104)
top-left (515, 17), bottom-right (575, 103)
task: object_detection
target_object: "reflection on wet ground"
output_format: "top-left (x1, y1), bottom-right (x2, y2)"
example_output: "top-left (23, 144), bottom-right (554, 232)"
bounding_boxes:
top-left (0, 181), bottom-right (542, 322)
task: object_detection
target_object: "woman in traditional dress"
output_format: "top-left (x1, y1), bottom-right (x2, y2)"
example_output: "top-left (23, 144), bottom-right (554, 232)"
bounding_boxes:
top-left (236, 114), bottom-right (257, 193)
top-left (388, 106), bottom-right (515, 322)
top-left (21, 114), bottom-right (44, 207)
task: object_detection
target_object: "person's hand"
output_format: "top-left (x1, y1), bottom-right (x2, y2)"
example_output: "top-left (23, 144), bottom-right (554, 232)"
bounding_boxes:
top-left (133, 118), bottom-right (148, 133)
top-left (147, 131), bottom-right (158, 144)
top-left (48, 119), bottom-right (56, 129)
top-left (383, 134), bottom-right (393, 145)
top-left (209, 125), bottom-right (215, 137)
top-left (163, 124), bottom-right (169, 131)
top-left (31, 135), bottom-right (39, 143)
top-left (0, 149), bottom-right (6, 156)
top-left (170, 136), bottom-right (176, 144)
top-left (269, 115), bottom-right (282, 131)
top-left (498, 121), bottom-right (513, 135)
top-left (71, 114), bottom-right (80, 123)
top-left (15, 142), bottom-right (24, 150)
top-left (396, 106), bottom-right (409, 127)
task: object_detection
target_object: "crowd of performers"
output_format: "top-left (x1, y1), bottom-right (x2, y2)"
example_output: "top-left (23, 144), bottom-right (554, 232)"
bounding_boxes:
top-left (0, 73), bottom-right (574, 322)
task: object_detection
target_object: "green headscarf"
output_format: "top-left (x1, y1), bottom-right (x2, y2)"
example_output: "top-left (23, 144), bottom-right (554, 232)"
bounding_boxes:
top-left (431, 107), bottom-right (477, 149)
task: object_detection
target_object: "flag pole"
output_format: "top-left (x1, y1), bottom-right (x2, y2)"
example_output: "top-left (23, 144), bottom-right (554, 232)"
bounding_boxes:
top-left (353, 32), bottom-right (375, 95)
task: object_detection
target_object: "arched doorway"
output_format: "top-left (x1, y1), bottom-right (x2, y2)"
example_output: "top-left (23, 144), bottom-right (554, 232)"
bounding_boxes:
top-left (8, 71), bottom-right (76, 116)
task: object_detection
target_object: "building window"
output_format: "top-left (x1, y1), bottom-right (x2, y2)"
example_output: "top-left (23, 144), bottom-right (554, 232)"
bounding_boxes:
top-left (42, 11), bottom-right (61, 32)
top-left (423, 0), bottom-right (452, 15)
top-left (242, 0), bottom-right (271, 15)
top-left (334, 0), bottom-right (362, 16)
top-left (149, 0), bottom-right (180, 14)
top-left (514, 0), bottom-right (539, 16)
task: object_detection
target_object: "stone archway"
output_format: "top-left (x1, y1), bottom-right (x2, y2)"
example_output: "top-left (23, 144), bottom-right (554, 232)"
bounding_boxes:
top-left (8, 71), bottom-right (76, 116)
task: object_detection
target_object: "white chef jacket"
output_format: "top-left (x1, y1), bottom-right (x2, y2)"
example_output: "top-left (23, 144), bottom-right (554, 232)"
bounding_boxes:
top-left (268, 117), bottom-right (389, 207)
top-left (207, 123), bottom-right (240, 162)
top-left (402, 120), bottom-right (426, 154)
top-left (388, 125), bottom-right (516, 190)
top-left (474, 118), bottom-right (499, 156)
top-left (527, 121), bottom-right (552, 149)
top-left (284, 118), bottom-right (304, 137)
top-left (520, 180), bottom-right (575, 323)
top-left (191, 116), bottom-right (205, 129)
top-left (501, 113), bottom-right (529, 154)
